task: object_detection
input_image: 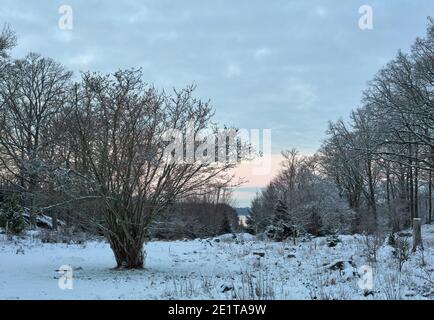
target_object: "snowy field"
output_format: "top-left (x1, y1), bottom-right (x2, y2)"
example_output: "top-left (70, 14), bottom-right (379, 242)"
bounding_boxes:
top-left (0, 226), bottom-right (433, 300)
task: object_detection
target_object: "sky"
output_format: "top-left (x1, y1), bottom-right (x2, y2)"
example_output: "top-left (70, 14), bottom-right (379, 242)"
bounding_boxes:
top-left (1, 0), bottom-right (433, 206)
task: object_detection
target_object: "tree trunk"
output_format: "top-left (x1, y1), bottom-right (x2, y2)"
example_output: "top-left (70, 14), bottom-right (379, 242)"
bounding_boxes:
top-left (28, 196), bottom-right (36, 227)
top-left (52, 212), bottom-right (58, 231)
top-left (367, 160), bottom-right (377, 230)
top-left (429, 169), bottom-right (432, 224)
top-left (414, 151), bottom-right (419, 219)
top-left (409, 164), bottom-right (414, 226)
top-left (405, 170), bottom-right (409, 226)
top-left (412, 218), bottom-right (423, 252)
top-left (108, 234), bottom-right (145, 269)
top-left (28, 173), bottom-right (38, 228)
top-left (386, 166), bottom-right (391, 228)
top-left (430, 145), bottom-right (433, 224)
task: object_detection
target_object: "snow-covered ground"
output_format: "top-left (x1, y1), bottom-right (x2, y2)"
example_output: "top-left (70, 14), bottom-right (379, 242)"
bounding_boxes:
top-left (0, 226), bottom-right (433, 300)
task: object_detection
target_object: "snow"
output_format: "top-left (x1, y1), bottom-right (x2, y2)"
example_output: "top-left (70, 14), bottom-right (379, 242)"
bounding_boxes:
top-left (0, 226), bottom-right (433, 300)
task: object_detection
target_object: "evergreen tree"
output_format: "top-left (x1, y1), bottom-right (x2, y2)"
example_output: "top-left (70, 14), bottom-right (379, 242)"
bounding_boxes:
top-left (219, 213), bottom-right (232, 235)
top-left (274, 199), bottom-right (289, 223)
top-left (0, 194), bottom-right (25, 235)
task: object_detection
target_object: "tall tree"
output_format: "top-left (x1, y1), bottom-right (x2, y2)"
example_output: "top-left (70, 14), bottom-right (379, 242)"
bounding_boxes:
top-left (0, 53), bottom-right (72, 225)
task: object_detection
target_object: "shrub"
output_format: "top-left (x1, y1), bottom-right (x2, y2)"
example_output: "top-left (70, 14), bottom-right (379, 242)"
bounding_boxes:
top-left (362, 232), bottom-right (383, 263)
top-left (218, 213), bottom-right (232, 235)
top-left (265, 222), bottom-right (296, 242)
top-left (387, 232), bottom-right (396, 247)
top-left (326, 234), bottom-right (341, 247)
top-left (392, 237), bottom-right (410, 272)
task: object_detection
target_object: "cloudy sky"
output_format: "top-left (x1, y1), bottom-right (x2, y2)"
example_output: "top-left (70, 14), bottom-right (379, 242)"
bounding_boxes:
top-left (1, 0), bottom-right (432, 206)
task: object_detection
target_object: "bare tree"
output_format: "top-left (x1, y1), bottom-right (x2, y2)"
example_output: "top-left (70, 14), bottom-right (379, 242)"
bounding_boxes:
top-left (0, 24), bottom-right (16, 62)
top-left (67, 69), bottom-right (236, 268)
top-left (0, 53), bottom-right (72, 225)
top-left (319, 18), bottom-right (434, 232)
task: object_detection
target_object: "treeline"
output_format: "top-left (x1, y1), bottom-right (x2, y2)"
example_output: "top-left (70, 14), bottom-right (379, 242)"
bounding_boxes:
top-left (248, 19), bottom-right (434, 237)
top-left (247, 150), bottom-right (354, 238)
top-left (0, 25), bottom-right (238, 268)
top-left (151, 193), bottom-right (240, 240)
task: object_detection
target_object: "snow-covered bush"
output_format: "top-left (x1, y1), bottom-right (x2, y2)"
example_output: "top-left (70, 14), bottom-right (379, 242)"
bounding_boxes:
top-left (326, 234), bottom-right (341, 247)
top-left (362, 232), bottom-right (384, 263)
top-left (392, 237), bottom-right (411, 272)
top-left (264, 223), bottom-right (295, 242)
top-left (387, 232), bottom-right (396, 247)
